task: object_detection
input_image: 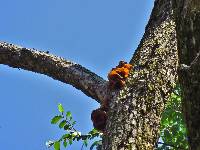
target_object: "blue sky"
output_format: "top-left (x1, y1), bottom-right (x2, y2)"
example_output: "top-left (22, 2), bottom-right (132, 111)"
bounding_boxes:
top-left (0, 0), bottom-right (154, 149)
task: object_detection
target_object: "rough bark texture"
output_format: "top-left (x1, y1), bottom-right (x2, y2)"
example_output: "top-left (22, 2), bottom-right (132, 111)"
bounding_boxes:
top-left (173, 0), bottom-right (200, 149)
top-left (0, 0), bottom-right (180, 149)
top-left (103, 0), bottom-right (179, 149)
top-left (0, 42), bottom-right (108, 103)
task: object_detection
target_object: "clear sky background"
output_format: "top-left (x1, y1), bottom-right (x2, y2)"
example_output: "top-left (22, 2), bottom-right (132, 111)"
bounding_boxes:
top-left (0, 0), bottom-right (154, 149)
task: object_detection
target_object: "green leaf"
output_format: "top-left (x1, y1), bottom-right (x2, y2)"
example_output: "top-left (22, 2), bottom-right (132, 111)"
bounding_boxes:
top-left (62, 133), bottom-right (71, 139)
top-left (66, 111), bottom-right (72, 119)
top-left (89, 128), bottom-right (99, 135)
top-left (58, 103), bottom-right (64, 113)
top-left (59, 120), bottom-right (66, 128)
top-left (64, 124), bottom-right (71, 130)
top-left (54, 141), bottom-right (60, 150)
top-left (69, 139), bottom-right (73, 145)
top-left (63, 140), bottom-right (68, 148)
top-left (158, 85), bottom-right (189, 149)
top-left (72, 121), bottom-right (76, 126)
top-left (83, 139), bottom-right (88, 147)
top-left (51, 115), bottom-right (62, 124)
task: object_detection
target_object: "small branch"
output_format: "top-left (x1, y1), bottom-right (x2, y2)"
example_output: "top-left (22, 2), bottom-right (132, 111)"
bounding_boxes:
top-left (0, 41), bottom-right (108, 103)
top-left (190, 52), bottom-right (200, 68)
top-left (157, 141), bottom-right (175, 147)
top-left (157, 142), bottom-right (184, 149)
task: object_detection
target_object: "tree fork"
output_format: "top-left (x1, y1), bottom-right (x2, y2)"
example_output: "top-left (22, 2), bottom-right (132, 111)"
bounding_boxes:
top-left (0, 0), bottom-right (180, 149)
top-left (102, 0), bottom-right (178, 149)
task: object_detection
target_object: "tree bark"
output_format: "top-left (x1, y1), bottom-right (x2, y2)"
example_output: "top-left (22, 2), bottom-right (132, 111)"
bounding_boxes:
top-left (103, 0), bottom-right (179, 149)
top-left (0, 42), bottom-right (108, 103)
top-left (0, 0), bottom-right (180, 149)
top-left (173, 0), bottom-right (200, 149)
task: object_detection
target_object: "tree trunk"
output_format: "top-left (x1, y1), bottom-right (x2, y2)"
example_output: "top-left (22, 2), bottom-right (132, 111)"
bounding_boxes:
top-left (173, 0), bottom-right (200, 149)
top-left (0, 0), bottom-right (181, 149)
top-left (103, 0), bottom-right (179, 149)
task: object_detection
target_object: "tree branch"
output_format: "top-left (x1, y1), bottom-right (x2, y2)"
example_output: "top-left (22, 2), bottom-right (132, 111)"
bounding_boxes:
top-left (0, 41), bottom-right (108, 103)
